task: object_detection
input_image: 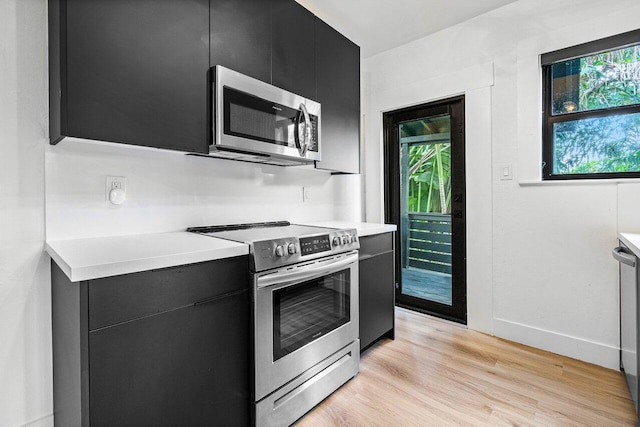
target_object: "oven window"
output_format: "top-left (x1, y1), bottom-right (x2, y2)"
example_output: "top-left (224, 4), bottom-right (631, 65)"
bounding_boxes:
top-left (273, 269), bottom-right (350, 361)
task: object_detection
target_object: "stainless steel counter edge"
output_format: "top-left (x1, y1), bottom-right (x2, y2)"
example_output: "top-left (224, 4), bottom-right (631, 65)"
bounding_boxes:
top-left (45, 231), bottom-right (249, 282)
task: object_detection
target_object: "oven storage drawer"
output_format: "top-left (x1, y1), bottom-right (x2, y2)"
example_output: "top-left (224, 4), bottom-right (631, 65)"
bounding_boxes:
top-left (255, 340), bottom-right (359, 427)
top-left (89, 256), bottom-right (249, 330)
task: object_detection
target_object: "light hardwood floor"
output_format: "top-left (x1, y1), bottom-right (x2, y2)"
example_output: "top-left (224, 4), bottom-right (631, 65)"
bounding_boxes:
top-left (297, 308), bottom-right (636, 426)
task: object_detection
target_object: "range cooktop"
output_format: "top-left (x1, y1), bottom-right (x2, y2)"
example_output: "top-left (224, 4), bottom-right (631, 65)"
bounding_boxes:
top-left (187, 221), bottom-right (359, 271)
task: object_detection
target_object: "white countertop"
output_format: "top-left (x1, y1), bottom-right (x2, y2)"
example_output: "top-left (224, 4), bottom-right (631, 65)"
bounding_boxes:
top-left (619, 233), bottom-right (640, 257)
top-left (46, 232), bottom-right (249, 282)
top-left (300, 221), bottom-right (396, 237)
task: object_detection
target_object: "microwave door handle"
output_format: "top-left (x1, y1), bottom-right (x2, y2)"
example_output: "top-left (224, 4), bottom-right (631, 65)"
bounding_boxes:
top-left (295, 103), bottom-right (311, 156)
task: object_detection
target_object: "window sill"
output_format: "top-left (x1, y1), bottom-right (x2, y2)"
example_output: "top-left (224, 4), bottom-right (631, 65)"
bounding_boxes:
top-left (519, 178), bottom-right (640, 186)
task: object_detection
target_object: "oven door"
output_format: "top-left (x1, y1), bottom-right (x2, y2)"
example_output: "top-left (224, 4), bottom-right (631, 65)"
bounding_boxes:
top-left (253, 251), bottom-right (358, 401)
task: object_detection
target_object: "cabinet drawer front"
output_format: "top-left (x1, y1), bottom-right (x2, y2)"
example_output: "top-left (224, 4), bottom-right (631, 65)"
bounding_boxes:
top-left (89, 256), bottom-right (248, 330)
top-left (89, 291), bottom-right (250, 426)
top-left (359, 233), bottom-right (393, 258)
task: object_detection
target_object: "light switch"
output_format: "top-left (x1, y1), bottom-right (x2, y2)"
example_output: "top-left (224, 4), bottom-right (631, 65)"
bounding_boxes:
top-left (499, 164), bottom-right (513, 180)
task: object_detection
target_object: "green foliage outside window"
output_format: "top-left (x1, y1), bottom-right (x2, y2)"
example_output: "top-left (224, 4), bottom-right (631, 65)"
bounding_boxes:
top-left (579, 46), bottom-right (640, 111)
top-left (407, 143), bottom-right (451, 213)
top-left (551, 45), bottom-right (640, 175)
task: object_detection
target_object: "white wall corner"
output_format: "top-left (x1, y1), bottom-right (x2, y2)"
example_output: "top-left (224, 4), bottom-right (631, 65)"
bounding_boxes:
top-left (465, 86), bottom-right (494, 334)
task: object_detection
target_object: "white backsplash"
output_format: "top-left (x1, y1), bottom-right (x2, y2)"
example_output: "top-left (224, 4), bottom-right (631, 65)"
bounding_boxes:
top-left (618, 182), bottom-right (640, 233)
top-left (45, 138), bottom-right (362, 241)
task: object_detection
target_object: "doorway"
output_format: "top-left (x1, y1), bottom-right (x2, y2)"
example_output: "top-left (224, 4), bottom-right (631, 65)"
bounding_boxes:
top-left (383, 96), bottom-right (466, 324)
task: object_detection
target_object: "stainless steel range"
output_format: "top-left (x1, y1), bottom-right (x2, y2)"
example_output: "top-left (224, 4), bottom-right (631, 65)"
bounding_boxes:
top-left (188, 221), bottom-right (360, 426)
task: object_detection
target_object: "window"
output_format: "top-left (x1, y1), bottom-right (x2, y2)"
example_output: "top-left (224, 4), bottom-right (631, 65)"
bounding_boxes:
top-left (542, 29), bottom-right (640, 180)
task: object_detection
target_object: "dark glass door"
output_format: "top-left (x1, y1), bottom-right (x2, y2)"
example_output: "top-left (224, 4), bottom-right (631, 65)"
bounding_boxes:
top-left (383, 96), bottom-right (466, 324)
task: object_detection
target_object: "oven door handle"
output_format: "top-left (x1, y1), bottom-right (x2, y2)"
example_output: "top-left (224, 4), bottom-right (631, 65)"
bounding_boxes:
top-left (256, 252), bottom-right (358, 289)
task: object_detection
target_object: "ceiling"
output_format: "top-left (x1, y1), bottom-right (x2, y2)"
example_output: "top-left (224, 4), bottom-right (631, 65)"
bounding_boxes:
top-left (296, 0), bottom-right (519, 58)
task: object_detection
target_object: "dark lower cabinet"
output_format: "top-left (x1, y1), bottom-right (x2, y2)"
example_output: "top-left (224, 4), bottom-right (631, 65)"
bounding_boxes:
top-left (359, 233), bottom-right (396, 351)
top-left (51, 256), bottom-right (250, 426)
top-left (89, 292), bottom-right (248, 426)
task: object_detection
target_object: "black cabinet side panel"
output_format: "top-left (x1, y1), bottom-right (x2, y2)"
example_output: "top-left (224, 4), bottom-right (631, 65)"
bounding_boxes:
top-left (271, 0), bottom-right (316, 99)
top-left (65, 0), bottom-right (210, 153)
top-left (360, 251), bottom-right (395, 351)
top-left (52, 262), bottom-right (89, 426)
top-left (88, 256), bottom-right (249, 330)
top-left (210, 0), bottom-right (271, 83)
top-left (315, 18), bottom-right (361, 174)
top-left (89, 291), bottom-right (250, 427)
top-left (48, 0), bottom-right (66, 144)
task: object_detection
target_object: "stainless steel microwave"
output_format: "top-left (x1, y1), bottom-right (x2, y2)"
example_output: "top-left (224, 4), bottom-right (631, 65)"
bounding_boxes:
top-left (211, 66), bottom-right (321, 166)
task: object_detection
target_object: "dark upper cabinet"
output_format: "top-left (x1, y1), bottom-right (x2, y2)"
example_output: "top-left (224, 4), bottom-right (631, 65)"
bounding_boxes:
top-left (53, 0), bottom-right (210, 153)
top-left (315, 18), bottom-right (361, 174)
top-left (50, 0), bottom-right (360, 171)
top-left (210, 0), bottom-right (272, 83)
top-left (271, 0), bottom-right (316, 99)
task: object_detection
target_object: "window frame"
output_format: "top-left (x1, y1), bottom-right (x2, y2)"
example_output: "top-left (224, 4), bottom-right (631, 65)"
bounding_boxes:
top-left (541, 29), bottom-right (640, 180)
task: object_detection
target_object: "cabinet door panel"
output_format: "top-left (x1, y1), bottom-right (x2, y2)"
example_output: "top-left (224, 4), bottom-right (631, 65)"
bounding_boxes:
top-left (66, 0), bottom-right (209, 152)
top-left (89, 291), bottom-right (250, 427)
top-left (360, 251), bottom-right (395, 350)
top-left (271, 0), bottom-right (316, 99)
top-left (315, 19), bottom-right (360, 173)
top-left (210, 0), bottom-right (271, 83)
top-left (89, 257), bottom-right (249, 330)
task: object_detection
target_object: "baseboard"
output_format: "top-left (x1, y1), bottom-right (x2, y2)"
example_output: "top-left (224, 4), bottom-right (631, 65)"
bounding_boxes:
top-left (493, 317), bottom-right (619, 370)
top-left (23, 414), bottom-right (53, 427)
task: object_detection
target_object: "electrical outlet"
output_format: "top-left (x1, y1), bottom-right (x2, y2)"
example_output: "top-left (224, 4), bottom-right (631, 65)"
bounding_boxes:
top-left (106, 176), bottom-right (127, 204)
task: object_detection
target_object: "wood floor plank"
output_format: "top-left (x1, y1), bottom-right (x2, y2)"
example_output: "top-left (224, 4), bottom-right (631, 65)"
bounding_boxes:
top-left (296, 308), bottom-right (637, 426)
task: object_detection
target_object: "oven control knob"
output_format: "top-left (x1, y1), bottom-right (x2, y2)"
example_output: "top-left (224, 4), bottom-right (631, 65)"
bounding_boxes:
top-left (333, 236), bottom-right (341, 246)
top-left (351, 235), bottom-right (358, 243)
top-left (275, 245), bottom-right (285, 257)
top-left (342, 235), bottom-right (349, 245)
top-left (287, 243), bottom-right (297, 254)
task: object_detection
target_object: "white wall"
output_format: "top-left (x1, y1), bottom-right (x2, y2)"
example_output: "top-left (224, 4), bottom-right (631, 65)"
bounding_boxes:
top-left (0, 0), bottom-right (52, 426)
top-left (45, 139), bottom-right (362, 241)
top-left (363, 0), bottom-right (640, 369)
